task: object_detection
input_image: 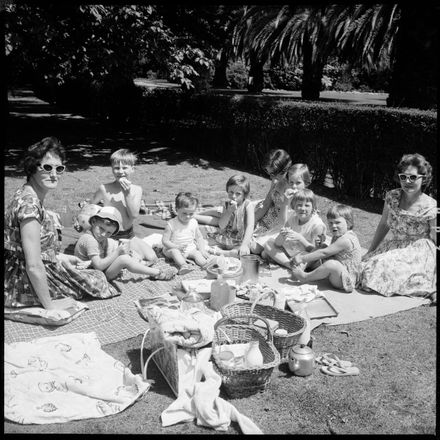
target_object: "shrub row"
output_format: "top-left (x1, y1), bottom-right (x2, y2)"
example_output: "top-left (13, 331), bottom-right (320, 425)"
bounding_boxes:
top-left (140, 90), bottom-right (437, 199)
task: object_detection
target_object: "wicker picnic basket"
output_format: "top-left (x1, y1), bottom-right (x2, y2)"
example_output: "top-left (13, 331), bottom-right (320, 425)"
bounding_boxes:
top-left (211, 313), bottom-right (280, 398)
top-left (221, 290), bottom-right (306, 363)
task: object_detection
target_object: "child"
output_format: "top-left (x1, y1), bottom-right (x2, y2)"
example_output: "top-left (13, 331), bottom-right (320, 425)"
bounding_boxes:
top-left (74, 206), bottom-right (176, 280)
top-left (291, 204), bottom-right (362, 293)
top-left (263, 189), bottom-right (327, 268)
top-left (90, 148), bottom-right (142, 239)
top-left (253, 162), bottom-right (311, 254)
top-left (162, 192), bottom-right (214, 275)
top-left (214, 174), bottom-right (256, 257)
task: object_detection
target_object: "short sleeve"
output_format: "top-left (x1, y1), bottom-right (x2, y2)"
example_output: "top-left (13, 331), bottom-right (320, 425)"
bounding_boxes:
top-left (422, 196), bottom-right (437, 220)
top-left (75, 234), bottom-right (100, 260)
top-left (16, 195), bottom-right (42, 224)
top-left (107, 238), bottom-right (119, 255)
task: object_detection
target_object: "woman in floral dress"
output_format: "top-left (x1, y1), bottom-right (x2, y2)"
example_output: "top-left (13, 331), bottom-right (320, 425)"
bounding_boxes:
top-left (358, 153), bottom-right (437, 301)
top-left (4, 137), bottom-right (119, 310)
top-left (253, 149), bottom-right (292, 253)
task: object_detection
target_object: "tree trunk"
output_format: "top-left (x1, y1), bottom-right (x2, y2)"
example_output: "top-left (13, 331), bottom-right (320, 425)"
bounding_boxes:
top-left (212, 49), bottom-right (229, 88)
top-left (387, 5), bottom-right (438, 110)
top-left (247, 53), bottom-right (265, 93)
top-left (301, 37), bottom-right (323, 100)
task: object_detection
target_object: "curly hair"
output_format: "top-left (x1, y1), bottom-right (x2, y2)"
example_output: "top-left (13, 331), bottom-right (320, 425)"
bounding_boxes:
top-left (394, 153), bottom-right (433, 189)
top-left (23, 137), bottom-right (65, 181)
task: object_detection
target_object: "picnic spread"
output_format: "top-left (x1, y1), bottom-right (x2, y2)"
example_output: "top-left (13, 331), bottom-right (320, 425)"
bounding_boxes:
top-left (3, 195), bottom-right (433, 432)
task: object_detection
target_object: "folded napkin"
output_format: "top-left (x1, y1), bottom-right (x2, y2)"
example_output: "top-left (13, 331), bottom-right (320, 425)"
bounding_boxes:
top-left (282, 284), bottom-right (323, 303)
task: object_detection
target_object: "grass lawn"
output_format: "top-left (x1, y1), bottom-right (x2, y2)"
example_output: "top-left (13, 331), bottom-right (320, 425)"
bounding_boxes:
top-left (3, 89), bottom-right (436, 434)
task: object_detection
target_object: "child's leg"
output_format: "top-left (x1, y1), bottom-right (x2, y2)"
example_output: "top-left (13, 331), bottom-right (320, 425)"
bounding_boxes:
top-left (194, 213), bottom-right (220, 226)
top-left (263, 238), bottom-right (291, 268)
top-left (249, 241), bottom-right (264, 256)
top-left (291, 260), bottom-right (346, 290)
top-left (163, 247), bottom-right (186, 267)
top-left (186, 249), bottom-right (209, 267)
top-left (105, 255), bottom-right (161, 280)
top-left (128, 237), bottom-right (158, 263)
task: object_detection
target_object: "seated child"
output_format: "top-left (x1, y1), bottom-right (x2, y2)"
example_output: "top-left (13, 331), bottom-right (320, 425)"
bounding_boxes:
top-left (291, 204), bottom-right (362, 293)
top-left (263, 189), bottom-right (327, 269)
top-left (74, 206), bottom-right (176, 280)
top-left (212, 174), bottom-right (257, 257)
top-left (90, 148), bottom-right (143, 240)
top-left (162, 192), bottom-right (214, 275)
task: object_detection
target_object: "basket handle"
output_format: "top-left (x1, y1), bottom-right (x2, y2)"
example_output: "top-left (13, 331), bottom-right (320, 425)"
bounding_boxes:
top-left (249, 289), bottom-right (277, 315)
top-left (214, 313), bottom-right (274, 343)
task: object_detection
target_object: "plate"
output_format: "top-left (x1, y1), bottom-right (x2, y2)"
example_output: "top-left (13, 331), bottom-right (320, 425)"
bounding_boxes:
top-left (206, 257), bottom-right (242, 278)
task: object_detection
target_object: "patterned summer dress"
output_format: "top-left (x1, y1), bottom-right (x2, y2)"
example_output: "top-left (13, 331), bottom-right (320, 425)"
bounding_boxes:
top-left (221, 199), bottom-right (251, 241)
top-left (4, 186), bottom-right (119, 308)
top-left (327, 230), bottom-right (362, 293)
top-left (254, 178), bottom-right (288, 245)
top-left (358, 189), bottom-right (437, 297)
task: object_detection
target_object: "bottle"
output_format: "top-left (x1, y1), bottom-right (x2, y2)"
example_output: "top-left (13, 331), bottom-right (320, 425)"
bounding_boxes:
top-left (245, 340), bottom-right (264, 368)
top-left (210, 270), bottom-right (234, 311)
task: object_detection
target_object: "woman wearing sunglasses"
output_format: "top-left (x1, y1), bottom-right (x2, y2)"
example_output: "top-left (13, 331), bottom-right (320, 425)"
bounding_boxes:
top-left (358, 153), bottom-right (437, 302)
top-left (4, 137), bottom-right (119, 311)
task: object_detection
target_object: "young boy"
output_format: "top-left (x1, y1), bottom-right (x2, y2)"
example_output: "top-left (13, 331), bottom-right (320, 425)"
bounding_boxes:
top-left (74, 206), bottom-right (176, 280)
top-left (90, 148), bottom-right (142, 240)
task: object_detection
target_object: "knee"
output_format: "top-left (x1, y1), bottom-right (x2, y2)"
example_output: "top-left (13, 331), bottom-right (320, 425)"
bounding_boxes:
top-left (323, 259), bottom-right (343, 272)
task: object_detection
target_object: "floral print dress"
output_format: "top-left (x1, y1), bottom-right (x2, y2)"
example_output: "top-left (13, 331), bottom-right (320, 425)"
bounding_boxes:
top-left (358, 189), bottom-right (437, 297)
top-left (4, 186), bottom-right (119, 308)
top-left (254, 178), bottom-right (288, 245)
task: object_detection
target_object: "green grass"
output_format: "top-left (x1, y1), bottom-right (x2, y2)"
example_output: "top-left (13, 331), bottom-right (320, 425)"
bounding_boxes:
top-left (3, 89), bottom-right (436, 434)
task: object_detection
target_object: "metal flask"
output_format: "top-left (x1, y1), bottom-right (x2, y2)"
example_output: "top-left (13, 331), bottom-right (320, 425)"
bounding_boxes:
top-left (288, 344), bottom-right (315, 376)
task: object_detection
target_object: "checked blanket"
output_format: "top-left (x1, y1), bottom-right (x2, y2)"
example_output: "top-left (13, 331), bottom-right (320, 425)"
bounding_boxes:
top-left (4, 259), bottom-right (207, 346)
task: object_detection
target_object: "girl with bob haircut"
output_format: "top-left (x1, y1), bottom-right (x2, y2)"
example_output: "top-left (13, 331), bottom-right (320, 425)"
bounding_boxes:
top-left (359, 152), bottom-right (436, 302)
top-left (291, 204), bottom-right (362, 293)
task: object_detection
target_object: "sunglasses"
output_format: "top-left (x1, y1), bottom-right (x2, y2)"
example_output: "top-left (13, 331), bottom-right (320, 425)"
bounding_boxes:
top-left (38, 163), bottom-right (66, 174)
top-left (398, 173), bottom-right (424, 183)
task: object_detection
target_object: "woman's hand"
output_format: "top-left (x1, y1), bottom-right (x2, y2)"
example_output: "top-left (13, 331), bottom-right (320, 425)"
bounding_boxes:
top-left (284, 230), bottom-right (303, 242)
top-left (57, 253), bottom-right (83, 270)
top-left (117, 240), bottom-right (130, 255)
top-left (46, 297), bottom-right (77, 311)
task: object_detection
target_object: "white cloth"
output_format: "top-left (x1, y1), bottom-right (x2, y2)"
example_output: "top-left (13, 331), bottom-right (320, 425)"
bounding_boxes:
top-left (161, 347), bottom-right (263, 434)
top-left (4, 332), bottom-right (150, 424)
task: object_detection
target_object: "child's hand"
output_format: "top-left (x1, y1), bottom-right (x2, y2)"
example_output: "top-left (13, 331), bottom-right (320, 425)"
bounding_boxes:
top-left (118, 240), bottom-right (130, 255)
top-left (280, 227), bottom-right (291, 237)
top-left (284, 188), bottom-right (297, 200)
top-left (285, 230), bottom-right (303, 242)
top-left (228, 200), bottom-right (238, 211)
top-left (291, 253), bottom-right (303, 266)
top-left (239, 244), bottom-right (250, 256)
top-left (118, 177), bottom-right (132, 191)
top-left (76, 260), bottom-right (92, 270)
top-left (201, 249), bottom-right (210, 259)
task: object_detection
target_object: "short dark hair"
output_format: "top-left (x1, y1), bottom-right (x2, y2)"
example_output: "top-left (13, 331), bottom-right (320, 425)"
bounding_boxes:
top-left (263, 149), bottom-right (292, 177)
top-left (326, 204), bottom-right (354, 230)
top-left (175, 192), bottom-right (199, 209)
top-left (291, 188), bottom-right (317, 210)
top-left (226, 174), bottom-right (250, 197)
top-left (23, 137), bottom-right (66, 181)
top-left (394, 153), bottom-right (433, 189)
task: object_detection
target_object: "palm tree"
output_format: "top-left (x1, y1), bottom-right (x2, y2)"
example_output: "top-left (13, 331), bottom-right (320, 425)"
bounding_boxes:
top-left (232, 3), bottom-right (437, 109)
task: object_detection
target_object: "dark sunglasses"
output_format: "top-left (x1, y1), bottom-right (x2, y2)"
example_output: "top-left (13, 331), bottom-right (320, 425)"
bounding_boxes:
top-left (38, 163), bottom-right (66, 174)
top-left (398, 173), bottom-right (424, 183)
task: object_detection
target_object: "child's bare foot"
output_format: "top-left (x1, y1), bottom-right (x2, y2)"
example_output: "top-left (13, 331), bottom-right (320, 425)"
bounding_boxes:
top-left (178, 263), bottom-right (195, 275)
top-left (291, 267), bottom-right (307, 282)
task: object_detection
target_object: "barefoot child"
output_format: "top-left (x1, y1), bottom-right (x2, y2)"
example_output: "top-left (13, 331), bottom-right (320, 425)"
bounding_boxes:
top-left (253, 162), bottom-right (312, 255)
top-left (162, 192), bottom-right (214, 275)
top-left (291, 204), bottom-right (362, 293)
top-left (214, 174), bottom-right (256, 257)
top-left (90, 148), bottom-right (142, 239)
top-left (263, 189), bottom-right (327, 268)
top-left (74, 206), bottom-right (176, 280)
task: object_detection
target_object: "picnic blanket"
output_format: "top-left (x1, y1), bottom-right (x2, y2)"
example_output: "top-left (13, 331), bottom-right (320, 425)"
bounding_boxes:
top-left (4, 260), bottom-right (207, 346)
top-left (261, 266), bottom-right (431, 330)
top-left (4, 332), bottom-right (150, 424)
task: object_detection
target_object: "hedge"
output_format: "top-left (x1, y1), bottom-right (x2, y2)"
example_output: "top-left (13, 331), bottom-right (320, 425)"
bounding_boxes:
top-left (140, 90), bottom-right (437, 199)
